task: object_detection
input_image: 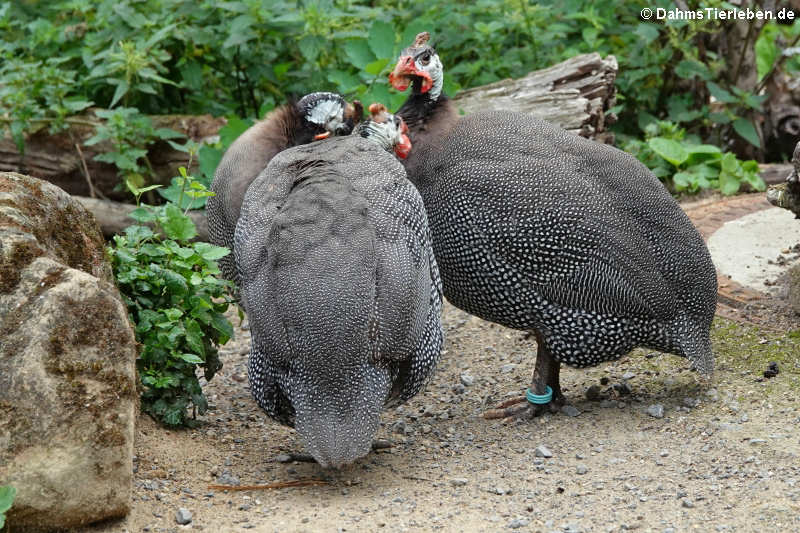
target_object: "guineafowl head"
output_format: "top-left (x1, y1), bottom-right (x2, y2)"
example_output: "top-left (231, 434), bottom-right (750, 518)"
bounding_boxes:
top-left (353, 102), bottom-right (412, 159)
top-left (296, 92), bottom-right (363, 140)
top-left (389, 32), bottom-right (443, 100)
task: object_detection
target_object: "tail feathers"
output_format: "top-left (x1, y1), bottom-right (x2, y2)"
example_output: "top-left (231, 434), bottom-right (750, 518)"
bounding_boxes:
top-left (677, 329), bottom-right (714, 377)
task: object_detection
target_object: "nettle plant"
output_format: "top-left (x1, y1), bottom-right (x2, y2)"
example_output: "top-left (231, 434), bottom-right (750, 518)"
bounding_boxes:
top-left (108, 146), bottom-right (235, 426)
top-left (623, 121), bottom-right (765, 195)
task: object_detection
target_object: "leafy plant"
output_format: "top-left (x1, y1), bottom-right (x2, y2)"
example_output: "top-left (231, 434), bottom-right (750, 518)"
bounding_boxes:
top-left (623, 121), bottom-right (766, 195)
top-left (84, 108), bottom-right (183, 192)
top-left (0, 485), bottom-right (15, 530)
top-left (108, 155), bottom-right (235, 426)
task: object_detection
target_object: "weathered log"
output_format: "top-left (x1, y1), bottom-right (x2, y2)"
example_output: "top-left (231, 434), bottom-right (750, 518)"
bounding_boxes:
top-left (453, 53), bottom-right (618, 143)
top-left (2, 54), bottom-right (617, 204)
top-left (0, 114), bottom-right (225, 201)
top-left (74, 196), bottom-right (210, 242)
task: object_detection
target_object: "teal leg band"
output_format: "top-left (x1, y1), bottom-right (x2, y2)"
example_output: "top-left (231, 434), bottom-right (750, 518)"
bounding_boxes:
top-left (526, 385), bottom-right (553, 405)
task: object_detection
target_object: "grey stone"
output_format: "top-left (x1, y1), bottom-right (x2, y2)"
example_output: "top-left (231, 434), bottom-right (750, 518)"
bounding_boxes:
top-left (460, 373), bottom-right (475, 387)
top-left (576, 464), bottom-right (588, 475)
top-left (501, 363), bottom-right (516, 373)
top-left (216, 471), bottom-right (241, 486)
top-left (449, 478), bottom-right (468, 487)
top-left (275, 454), bottom-right (292, 463)
top-left (622, 372), bottom-right (636, 380)
top-left (0, 173), bottom-right (137, 530)
top-left (509, 517), bottom-right (531, 529)
top-left (681, 498), bottom-right (694, 508)
top-left (175, 508), bottom-right (192, 525)
top-left (560, 405), bottom-right (581, 417)
top-left (646, 404), bottom-right (665, 418)
top-left (534, 445), bottom-right (553, 458)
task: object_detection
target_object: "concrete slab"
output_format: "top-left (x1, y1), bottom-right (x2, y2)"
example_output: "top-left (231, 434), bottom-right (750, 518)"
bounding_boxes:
top-left (707, 207), bottom-right (800, 295)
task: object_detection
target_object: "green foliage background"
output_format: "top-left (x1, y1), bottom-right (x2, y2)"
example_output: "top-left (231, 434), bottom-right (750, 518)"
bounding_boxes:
top-left (2, 0), bottom-right (798, 193)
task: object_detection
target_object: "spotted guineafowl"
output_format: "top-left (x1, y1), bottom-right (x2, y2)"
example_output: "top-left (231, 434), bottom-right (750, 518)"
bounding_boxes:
top-left (234, 107), bottom-right (443, 467)
top-left (207, 92), bottom-right (362, 289)
top-left (389, 32), bottom-right (717, 418)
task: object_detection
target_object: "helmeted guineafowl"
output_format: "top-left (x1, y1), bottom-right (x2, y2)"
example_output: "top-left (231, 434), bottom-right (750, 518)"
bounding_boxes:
top-left (207, 92), bottom-right (362, 289)
top-left (389, 32), bottom-right (717, 418)
top-left (234, 107), bottom-right (443, 467)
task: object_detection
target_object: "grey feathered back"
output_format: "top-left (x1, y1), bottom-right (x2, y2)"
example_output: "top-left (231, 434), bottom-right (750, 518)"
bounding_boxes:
top-left (234, 135), bottom-right (443, 467)
top-left (411, 110), bottom-right (716, 374)
top-left (207, 109), bottom-right (297, 288)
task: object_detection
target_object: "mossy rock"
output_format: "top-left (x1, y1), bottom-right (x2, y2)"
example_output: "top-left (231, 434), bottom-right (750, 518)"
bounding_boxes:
top-left (0, 172), bottom-right (137, 530)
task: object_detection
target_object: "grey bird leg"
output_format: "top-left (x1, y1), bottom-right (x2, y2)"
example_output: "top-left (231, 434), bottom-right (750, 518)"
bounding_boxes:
top-left (484, 332), bottom-right (565, 419)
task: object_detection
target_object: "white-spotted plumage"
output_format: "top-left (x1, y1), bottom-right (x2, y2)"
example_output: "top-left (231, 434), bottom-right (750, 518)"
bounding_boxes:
top-left (393, 39), bottom-right (716, 386)
top-left (234, 132), bottom-right (443, 468)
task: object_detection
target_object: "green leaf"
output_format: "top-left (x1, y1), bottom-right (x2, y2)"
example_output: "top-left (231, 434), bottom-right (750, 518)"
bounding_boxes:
top-left (756, 25), bottom-right (779, 81)
top-left (298, 35), bottom-right (322, 62)
top-left (185, 319), bottom-right (205, 356)
top-left (129, 206), bottom-right (156, 223)
top-left (179, 353), bottom-right (204, 364)
top-left (0, 485), bottom-right (16, 514)
top-left (633, 23), bottom-right (659, 44)
top-left (153, 128), bottom-right (184, 140)
top-left (364, 58), bottom-right (389, 76)
top-left (732, 118), bottom-right (761, 148)
top-left (194, 242), bottom-right (230, 261)
top-left (367, 20), bottom-right (395, 60)
top-left (211, 312), bottom-right (234, 344)
top-left (706, 81), bottom-right (737, 104)
top-left (198, 146), bottom-right (223, 182)
top-left (674, 60), bottom-right (711, 81)
top-left (109, 79), bottom-right (129, 108)
top-left (161, 204), bottom-right (197, 241)
top-left (648, 137), bottom-right (688, 167)
top-left (218, 117), bottom-right (253, 146)
top-left (63, 99), bottom-right (94, 112)
top-left (344, 39), bottom-right (375, 69)
top-left (0, 484), bottom-right (16, 529)
top-left (327, 70), bottom-right (362, 94)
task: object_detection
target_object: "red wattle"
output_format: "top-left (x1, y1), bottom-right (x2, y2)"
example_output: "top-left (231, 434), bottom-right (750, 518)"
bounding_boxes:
top-left (395, 134), bottom-right (412, 159)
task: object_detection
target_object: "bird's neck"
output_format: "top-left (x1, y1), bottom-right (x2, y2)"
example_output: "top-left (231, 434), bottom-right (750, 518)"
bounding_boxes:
top-left (395, 88), bottom-right (458, 186)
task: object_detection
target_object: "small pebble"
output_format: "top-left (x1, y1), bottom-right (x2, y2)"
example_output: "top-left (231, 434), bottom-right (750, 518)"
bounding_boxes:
top-left (501, 364), bottom-right (516, 373)
top-left (509, 517), bottom-right (530, 529)
top-left (622, 372), bottom-right (636, 380)
top-left (585, 385), bottom-right (603, 401)
top-left (274, 454), bottom-right (292, 463)
top-left (646, 404), bottom-right (665, 419)
top-left (175, 508), bottom-right (192, 525)
top-left (681, 498), bottom-right (694, 508)
top-left (534, 445), bottom-right (553, 458)
top-left (613, 382), bottom-right (632, 396)
top-left (576, 464), bottom-right (588, 475)
top-left (561, 405), bottom-right (581, 417)
top-left (460, 374), bottom-right (475, 387)
top-left (450, 478), bottom-right (468, 487)
top-left (764, 362), bottom-right (779, 379)
top-left (452, 383), bottom-right (466, 395)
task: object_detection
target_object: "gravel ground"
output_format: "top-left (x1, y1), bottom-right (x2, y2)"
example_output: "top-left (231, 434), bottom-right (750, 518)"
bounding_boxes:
top-left (79, 294), bottom-right (800, 533)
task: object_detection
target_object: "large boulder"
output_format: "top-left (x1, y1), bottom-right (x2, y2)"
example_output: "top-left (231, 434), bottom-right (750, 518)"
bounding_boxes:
top-left (0, 172), bottom-right (137, 530)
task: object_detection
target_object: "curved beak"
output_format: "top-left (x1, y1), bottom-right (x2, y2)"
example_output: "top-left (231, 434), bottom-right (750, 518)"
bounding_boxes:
top-left (389, 55), bottom-right (433, 93)
top-left (314, 131), bottom-right (331, 140)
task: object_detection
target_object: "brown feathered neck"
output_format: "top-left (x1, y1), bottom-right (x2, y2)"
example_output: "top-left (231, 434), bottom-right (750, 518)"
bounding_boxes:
top-left (396, 86), bottom-right (455, 136)
top-left (267, 102), bottom-right (322, 148)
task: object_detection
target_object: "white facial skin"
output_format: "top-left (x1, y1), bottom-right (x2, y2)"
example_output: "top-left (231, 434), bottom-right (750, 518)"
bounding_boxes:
top-left (358, 115), bottom-right (405, 152)
top-left (306, 99), bottom-right (345, 133)
top-left (414, 50), bottom-right (444, 101)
